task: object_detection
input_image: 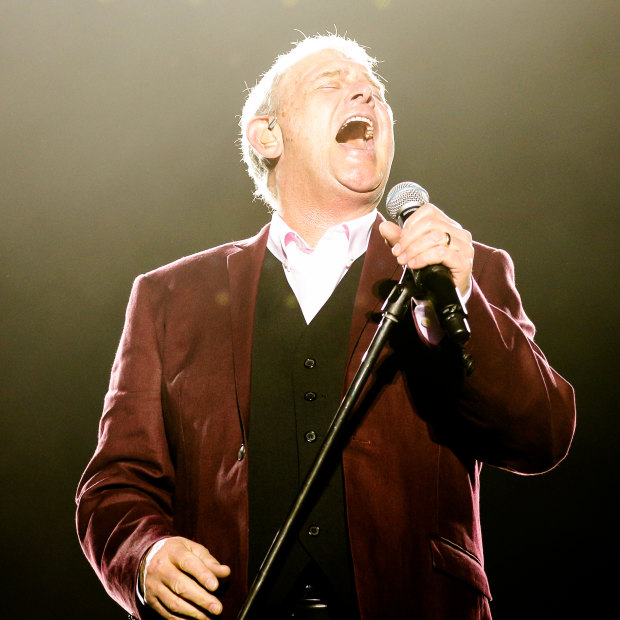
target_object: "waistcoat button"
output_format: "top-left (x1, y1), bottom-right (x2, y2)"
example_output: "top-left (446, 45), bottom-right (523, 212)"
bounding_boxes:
top-left (304, 430), bottom-right (317, 443)
top-left (307, 525), bottom-right (320, 536)
top-left (304, 391), bottom-right (317, 401)
top-left (237, 444), bottom-right (246, 461)
top-left (304, 357), bottom-right (316, 369)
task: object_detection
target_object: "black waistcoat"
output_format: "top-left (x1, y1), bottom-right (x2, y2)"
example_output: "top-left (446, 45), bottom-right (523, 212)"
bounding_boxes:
top-left (248, 249), bottom-right (364, 613)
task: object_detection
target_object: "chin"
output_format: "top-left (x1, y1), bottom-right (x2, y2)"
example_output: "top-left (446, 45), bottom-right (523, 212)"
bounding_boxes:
top-left (339, 173), bottom-right (386, 197)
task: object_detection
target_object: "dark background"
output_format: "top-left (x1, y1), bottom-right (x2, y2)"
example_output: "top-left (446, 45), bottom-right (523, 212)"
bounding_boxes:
top-left (1, 1), bottom-right (617, 618)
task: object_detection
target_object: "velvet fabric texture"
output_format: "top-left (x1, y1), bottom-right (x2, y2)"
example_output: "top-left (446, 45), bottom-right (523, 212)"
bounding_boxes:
top-left (76, 215), bottom-right (576, 619)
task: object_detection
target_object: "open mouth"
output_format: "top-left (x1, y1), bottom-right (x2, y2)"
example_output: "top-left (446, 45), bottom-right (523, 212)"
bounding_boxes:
top-left (336, 116), bottom-right (374, 148)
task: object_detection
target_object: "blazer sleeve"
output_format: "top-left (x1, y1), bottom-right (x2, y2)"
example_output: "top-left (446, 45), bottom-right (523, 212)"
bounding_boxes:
top-left (449, 246), bottom-right (576, 474)
top-left (75, 274), bottom-right (177, 617)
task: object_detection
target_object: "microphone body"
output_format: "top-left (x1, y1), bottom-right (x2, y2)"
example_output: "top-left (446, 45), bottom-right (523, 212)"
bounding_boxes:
top-left (385, 182), bottom-right (471, 346)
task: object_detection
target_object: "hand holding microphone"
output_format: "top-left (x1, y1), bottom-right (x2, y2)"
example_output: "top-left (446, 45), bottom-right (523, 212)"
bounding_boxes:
top-left (379, 182), bottom-right (474, 347)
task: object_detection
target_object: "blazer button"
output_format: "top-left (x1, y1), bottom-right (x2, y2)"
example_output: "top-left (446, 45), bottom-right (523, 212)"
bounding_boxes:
top-left (304, 391), bottom-right (317, 401)
top-left (237, 444), bottom-right (246, 461)
top-left (304, 357), bottom-right (316, 369)
top-left (304, 430), bottom-right (317, 443)
top-left (307, 525), bottom-right (320, 536)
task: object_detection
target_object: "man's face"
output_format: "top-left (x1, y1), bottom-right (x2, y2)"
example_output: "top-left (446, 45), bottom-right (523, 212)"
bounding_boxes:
top-left (274, 49), bottom-right (395, 211)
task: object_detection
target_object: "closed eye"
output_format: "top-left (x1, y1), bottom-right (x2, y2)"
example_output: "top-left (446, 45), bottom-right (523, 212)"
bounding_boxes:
top-left (372, 87), bottom-right (386, 102)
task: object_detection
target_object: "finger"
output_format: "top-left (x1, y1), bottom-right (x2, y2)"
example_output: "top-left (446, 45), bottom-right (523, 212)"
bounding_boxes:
top-left (399, 231), bottom-right (473, 272)
top-left (189, 541), bottom-right (231, 574)
top-left (151, 595), bottom-right (210, 620)
top-left (378, 220), bottom-right (402, 247)
top-left (386, 205), bottom-right (455, 251)
top-left (403, 244), bottom-right (473, 295)
top-left (394, 226), bottom-right (469, 266)
top-left (156, 571), bottom-right (224, 617)
top-left (182, 541), bottom-right (231, 587)
top-left (162, 541), bottom-right (225, 591)
top-left (399, 202), bottom-right (470, 248)
top-left (150, 589), bottom-right (213, 620)
top-left (403, 202), bottom-right (461, 231)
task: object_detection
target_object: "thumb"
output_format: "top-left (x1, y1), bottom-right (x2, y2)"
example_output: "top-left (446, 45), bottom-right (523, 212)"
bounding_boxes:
top-left (378, 220), bottom-right (402, 248)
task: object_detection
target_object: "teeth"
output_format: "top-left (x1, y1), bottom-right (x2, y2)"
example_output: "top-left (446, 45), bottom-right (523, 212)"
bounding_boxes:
top-left (341, 116), bottom-right (374, 140)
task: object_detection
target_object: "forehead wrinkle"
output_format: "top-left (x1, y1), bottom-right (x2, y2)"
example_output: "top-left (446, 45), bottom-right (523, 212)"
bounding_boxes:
top-left (313, 68), bottom-right (345, 80)
top-left (309, 66), bottom-right (382, 90)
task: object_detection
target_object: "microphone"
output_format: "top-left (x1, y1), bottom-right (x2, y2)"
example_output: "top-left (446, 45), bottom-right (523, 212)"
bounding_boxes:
top-left (385, 181), bottom-right (471, 346)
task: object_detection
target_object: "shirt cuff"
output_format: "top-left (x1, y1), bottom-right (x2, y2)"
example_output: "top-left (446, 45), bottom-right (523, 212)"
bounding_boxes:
top-left (136, 538), bottom-right (170, 605)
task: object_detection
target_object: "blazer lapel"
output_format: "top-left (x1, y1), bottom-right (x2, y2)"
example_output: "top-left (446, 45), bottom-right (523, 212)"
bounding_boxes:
top-left (227, 224), bottom-right (269, 437)
top-left (345, 214), bottom-right (401, 383)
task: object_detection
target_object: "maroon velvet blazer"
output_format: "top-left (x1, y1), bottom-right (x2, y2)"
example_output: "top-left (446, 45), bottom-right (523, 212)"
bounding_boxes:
top-left (76, 216), bottom-right (576, 619)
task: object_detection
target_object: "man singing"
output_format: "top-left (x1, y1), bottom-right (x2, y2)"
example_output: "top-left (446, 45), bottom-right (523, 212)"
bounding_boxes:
top-left (76, 34), bottom-right (576, 620)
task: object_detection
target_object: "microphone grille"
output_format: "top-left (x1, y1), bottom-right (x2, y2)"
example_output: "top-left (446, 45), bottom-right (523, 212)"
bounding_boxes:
top-left (385, 181), bottom-right (429, 219)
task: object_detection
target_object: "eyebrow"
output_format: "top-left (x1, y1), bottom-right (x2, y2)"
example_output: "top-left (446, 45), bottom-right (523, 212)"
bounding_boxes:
top-left (311, 68), bottom-right (384, 92)
top-left (311, 69), bottom-right (345, 82)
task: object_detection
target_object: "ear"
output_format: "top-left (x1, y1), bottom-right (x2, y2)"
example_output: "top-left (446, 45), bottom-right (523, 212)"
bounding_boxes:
top-left (246, 116), bottom-right (283, 160)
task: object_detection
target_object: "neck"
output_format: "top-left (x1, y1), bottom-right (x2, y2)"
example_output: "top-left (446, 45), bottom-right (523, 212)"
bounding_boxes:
top-left (278, 207), bottom-right (372, 247)
top-left (277, 198), bottom-right (377, 248)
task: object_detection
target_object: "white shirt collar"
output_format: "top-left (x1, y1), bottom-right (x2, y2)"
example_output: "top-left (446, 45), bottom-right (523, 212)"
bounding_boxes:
top-left (266, 209), bottom-right (377, 323)
top-left (267, 209), bottom-right (377, 270)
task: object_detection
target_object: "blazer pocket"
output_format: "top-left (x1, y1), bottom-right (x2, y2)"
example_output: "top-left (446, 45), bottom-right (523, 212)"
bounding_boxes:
top-left (429, 535), bottom-right (492, 600)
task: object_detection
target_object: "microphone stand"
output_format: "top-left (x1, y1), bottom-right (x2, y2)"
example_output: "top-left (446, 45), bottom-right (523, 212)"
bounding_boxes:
top-left (236, 268), bottom-right (418, 620)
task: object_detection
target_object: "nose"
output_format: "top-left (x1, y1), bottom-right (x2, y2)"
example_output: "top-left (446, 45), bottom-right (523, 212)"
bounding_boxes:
top-left (348, 81), bottom-right (374, 106)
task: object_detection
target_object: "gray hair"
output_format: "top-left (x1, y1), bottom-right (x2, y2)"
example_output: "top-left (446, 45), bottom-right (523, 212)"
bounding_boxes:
top-left (239, 34), bottom-right (385, 210)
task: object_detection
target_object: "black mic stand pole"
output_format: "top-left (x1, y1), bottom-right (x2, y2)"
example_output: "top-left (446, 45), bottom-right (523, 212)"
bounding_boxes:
top-left (236, 268), bottom-right (417, 620)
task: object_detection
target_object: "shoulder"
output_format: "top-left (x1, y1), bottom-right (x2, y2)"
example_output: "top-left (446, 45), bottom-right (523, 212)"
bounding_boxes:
top-left (142, 224), bottom-right (269, 286)
top-left (472, 240), bottom-right (514, 282)
top-left (124, 225), bottom-right (269, 314)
